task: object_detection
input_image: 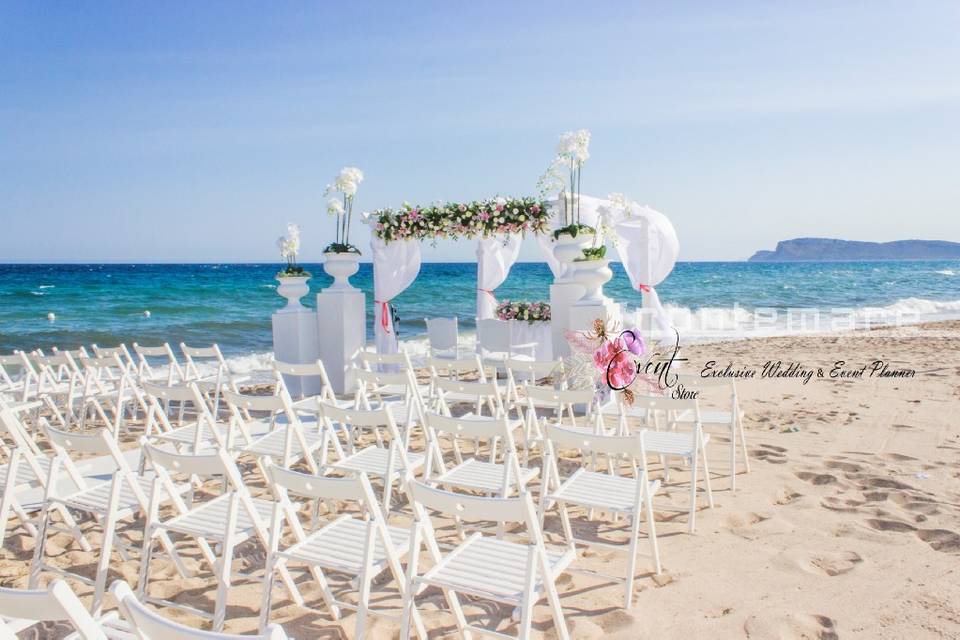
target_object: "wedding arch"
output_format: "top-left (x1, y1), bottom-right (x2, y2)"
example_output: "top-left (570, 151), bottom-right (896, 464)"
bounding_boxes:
top-left (364, 194), bottom-right (678, 354)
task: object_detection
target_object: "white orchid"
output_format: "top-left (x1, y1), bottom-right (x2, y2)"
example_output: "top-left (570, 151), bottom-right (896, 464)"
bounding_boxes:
top-left (324, 166), bottom-right (364, 251)
top-left (327, 198), bottom-right (344, 216)
top-left (540, 129), bottom-right (591, 227)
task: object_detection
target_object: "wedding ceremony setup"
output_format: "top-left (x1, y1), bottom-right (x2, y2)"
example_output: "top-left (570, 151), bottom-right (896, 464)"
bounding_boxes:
top-left (0, 130), bottom-right (761, 640)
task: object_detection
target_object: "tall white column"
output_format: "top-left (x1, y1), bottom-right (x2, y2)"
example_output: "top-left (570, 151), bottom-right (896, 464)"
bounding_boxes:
top-left (549, 282), bottom-right (584, 358)
top-left (317, 289), bottom-right (366, 395)
top-left (271, 309), bottom-right (319, 396)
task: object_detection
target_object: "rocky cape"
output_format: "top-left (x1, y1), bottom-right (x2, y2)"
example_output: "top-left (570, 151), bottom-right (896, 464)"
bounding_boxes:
top-left (748, 238), bottom-right (960, 261)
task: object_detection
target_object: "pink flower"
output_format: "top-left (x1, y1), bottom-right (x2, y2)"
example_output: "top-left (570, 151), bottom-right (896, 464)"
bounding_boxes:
top-left (479, 212), bottom-right (490, 221)
top-left (495, 204), bottom-right (504, 212)
top-left (531, 204), bottom-right (540, 214)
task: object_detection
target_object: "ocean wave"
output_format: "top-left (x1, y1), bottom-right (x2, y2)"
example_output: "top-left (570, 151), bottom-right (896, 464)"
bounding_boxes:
top-left (936, 269), bottom-right (955, 276)
top-left (38, 285), bottom-right (55, 289)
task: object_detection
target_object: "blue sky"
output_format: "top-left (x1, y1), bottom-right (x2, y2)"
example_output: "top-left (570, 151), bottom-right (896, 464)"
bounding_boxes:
top-left (1, 1), bottom-right (957, 263)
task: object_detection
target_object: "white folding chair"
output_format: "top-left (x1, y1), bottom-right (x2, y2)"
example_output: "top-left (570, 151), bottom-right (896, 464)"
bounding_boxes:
top-left (222, 384), bottom-right (323, 475)
top-left (137, 442), bottom-right (297, 632)
top-left (318, 402), bottom-right (425, 513)
top-left (476, 318), bottom-right (537, 376)
top-left (622, 396), bottom-right (714, 532)
top-left (353, 368), bottom-right (426, 439)
top-left (112, 579), bottom-right (288, 639)
top-left (29, 424), bottom-right (189, 615)
top-left (260, 461), bottom-right (427, 638)
top-left (424, 316), bottom-right (460, 359)
top-left (273, 359), bottom-right (351, 411)
top-left (424, 354), bottom-right (490, 405)
top-left (141, 381), bottom-right (226, 455)
top-left (673, 374), bottom-right (750, 491)
top-left (423, 410), bottom-right (538, 499)
top-left (0, 353), bottom-right (35, 405)
top-left (432, 377), bottom-right (509, 420)
top-left (132, 342), bottom-right (186, 386)
top-left (538, 423), bottom-right (661, 607)
top-left (400, 481), bottom-right (571, 640)
top-left (78, 354), bottom-right (148, 434)
top-left (180, 343), bottom-right (249, 418)
top-left (91, 344), bottom-right (137, 377)
top-left (0, 409), bottom-right (65, 547)
top-left (31, 351), bottom-right (83, 427)
top-left (504, 358), bottom-right (564, 408)
top-left (0, 579), bottom-right (108, 640)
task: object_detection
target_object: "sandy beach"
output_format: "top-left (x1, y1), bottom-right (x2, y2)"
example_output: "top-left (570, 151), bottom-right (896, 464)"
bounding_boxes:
top-left (4, 321), bottom-right (959, 639)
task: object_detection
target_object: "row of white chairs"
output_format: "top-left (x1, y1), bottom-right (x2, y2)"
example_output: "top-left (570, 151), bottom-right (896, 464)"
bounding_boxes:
top-left (1, 343), bottom-right (749, 639)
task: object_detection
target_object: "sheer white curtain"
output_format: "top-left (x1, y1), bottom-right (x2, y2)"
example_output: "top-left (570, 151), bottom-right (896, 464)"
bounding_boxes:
top-left (476, 234), bottom-right (522, 319)
top-left (611, 203), bottom-right (679, 335)
top-left (535, 193), bottom-right (609, 279)
top-left (372, 237), bottom-right (422, 354)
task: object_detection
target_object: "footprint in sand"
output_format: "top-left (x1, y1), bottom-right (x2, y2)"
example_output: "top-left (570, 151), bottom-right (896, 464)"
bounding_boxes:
top-left (866, 518), bottom-right (916, 533)
top-left (821, 496), bottom-right (861, 513)
top-left (795, 471), bottom-right (838, 486)
top-left (775, 489), bottom-right (803, 505)
top-left (916, 529), bottom-right (960, 553)
top-left (824, 459), bottom-right (863, 473)
top-left (744, 613), bottom-right (839, 640)
top-left (808, 551), bottom-right (863, 576)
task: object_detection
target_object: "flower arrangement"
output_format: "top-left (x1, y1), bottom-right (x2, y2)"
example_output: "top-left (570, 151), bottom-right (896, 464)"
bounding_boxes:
top-left (324, 167), bottom-right (364, 254)
top-left (496, 300), bottom-right (551, 324)
top-left (276, 223), bottom-right (309, 277)
top-left (538, 129), bottom-right (594, 239)
top-left (573, 192), bottom-right (633, 262)
top-left (564, 319), bottom-right (655, 406)
top-left (370, 196), bottom-right (549, 244)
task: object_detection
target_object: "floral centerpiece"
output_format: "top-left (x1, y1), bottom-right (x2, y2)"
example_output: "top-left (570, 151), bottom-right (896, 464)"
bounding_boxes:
top-left (565, 319), bottom-right (656, 406)
top-left (538, 129), bottom-right (593, 239)
top-left (324, 166), bottom-right (364, 254)
top-left (496, 300), bottom-right (551, 324)
top-left (370, 196), bottom-right (549, 245)
top-left (275, 223), bottom-right (308, 277)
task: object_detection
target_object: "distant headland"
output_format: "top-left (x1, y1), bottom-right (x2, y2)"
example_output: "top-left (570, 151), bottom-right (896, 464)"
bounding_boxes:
top-left (748, 238), bottom-right (960, 262)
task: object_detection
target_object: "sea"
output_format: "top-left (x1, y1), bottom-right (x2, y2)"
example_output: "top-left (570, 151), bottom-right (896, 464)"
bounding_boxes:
top-left (2, 261), bottom-right (959, 379)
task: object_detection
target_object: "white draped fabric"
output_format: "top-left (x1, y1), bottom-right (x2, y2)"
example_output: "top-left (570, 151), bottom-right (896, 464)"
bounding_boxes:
top-left (372, 237), bottom-right (422, 354)
top-left (476, 234), bottom-right (522, 320)
top-left (535, 193), bottom-right (609, 277)
top-left (611, 203), bottom-right (680, 335)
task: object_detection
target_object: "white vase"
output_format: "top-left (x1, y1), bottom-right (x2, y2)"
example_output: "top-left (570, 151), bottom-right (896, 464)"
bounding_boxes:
top-left (572, 259), bottom-right (613, 306)
top-left (276, 276), bottom-right (310, 313)
top-left (322, 251), bottom-right (361, 291)
top-left (552, 232), bottom-right (595, 283)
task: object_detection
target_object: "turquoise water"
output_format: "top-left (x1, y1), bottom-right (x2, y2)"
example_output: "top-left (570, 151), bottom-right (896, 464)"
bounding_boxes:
top-left (2, 261), bottom-right (959, 358)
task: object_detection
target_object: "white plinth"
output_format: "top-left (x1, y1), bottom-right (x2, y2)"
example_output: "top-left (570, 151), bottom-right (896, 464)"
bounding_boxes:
top-left (550, 282), bottom-right (585, 358)
top-left (271, 309), bottom-right (320, 397)
top-left (317, 289), bottom-right (366, 396)
top-left (568, 299), bottom-right (622, 339)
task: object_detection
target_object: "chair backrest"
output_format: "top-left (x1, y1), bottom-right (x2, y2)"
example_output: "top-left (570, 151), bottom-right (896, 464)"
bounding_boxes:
top-left (0, 355), bottom-right (26, 392)
top-left (91, 344), bottom-right (135, 373)
top-left (133, 342), bottom-right (185, 384)
top-left (426, 355), bottom-right (484, 379)
top-left (545, 422), bottom-right (644, 458)
top-left (266, 461), bottom-right (376, 505)
top-left (505, 358), bottom-right (563, 380)
top-left (408, 479), bottom-right (534, 527)
top-left (180, 343), bottom-right (227, 381)
top-left (522, 384), bottom-right (595, 406)
top-left (476, 318), bottom-right (511, 353)
top-left (111, 580), bottom-right (287, 640)
top-left (318, 401), bottom-right (398, 430)
top-left (357, 349), bottom-right (414, 373)
top-left (44, 423), bottom-right (113, 456)
top-left (222, 386), bottom-right (290, 415)
top-left (425, 410), bottom-right (513, 443)
top-left (354, 367), bottom-right (414, 391)
top-left (0, 579), bottom-right (105, 640)
top-left (142, 440), bottom-right (232, 479)
top-left (425, 317), bottom-right (459, 352)
top-left (629, 395), bottom-right (701, 425)
top-left (433, 377), bottom-right (504, 416)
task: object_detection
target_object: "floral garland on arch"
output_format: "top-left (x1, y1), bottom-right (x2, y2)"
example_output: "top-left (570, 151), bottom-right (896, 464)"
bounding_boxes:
top-left (496, 300), bottom-right (551, 324)
top-left (370, 196), bottom-right (549, 244)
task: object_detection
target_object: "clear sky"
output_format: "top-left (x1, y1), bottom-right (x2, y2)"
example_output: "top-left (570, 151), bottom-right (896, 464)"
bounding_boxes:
top-left (1, 1), bottom-right (957, 263)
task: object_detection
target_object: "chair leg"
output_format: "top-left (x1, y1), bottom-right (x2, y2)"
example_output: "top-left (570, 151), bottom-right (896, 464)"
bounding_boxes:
top-left (518, 550), bottom-right (537, 639)
top-left (738, 415), bottom-right (751, 473)
top-left (730, 423), bottom-right (737, 492)
top-left (624, 513), bottom-right (641, 609)
top-left (28, 505), bottom-right (52, 589)
top-left (355, 525), bottom-right (377, 639)
top-left (700, 437), bottom-right (715, 509)
top-left (542, 568), bottom-right (569, 640)
top-left (137, 530), bottom-right (156, 599)
top-left (258, 554), bottom-right (277, 633)
top-left (687, 453), bottom-right (698, 534)
top-left (92, 510), bottom-right (118, 615)
top-left (644, 492), bottom-right (662, 576)
top-left (213, 544), bottom-right (235, 632)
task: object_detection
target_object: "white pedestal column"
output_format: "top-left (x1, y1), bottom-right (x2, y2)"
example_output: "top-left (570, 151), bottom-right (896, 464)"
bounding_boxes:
top-left (568, 299), bottom-right (622, 337)
top-left (550, 282), bottom-right (585, 358)
top-left (317, 290), bottom-right (366, 396)
top-left (271, 309), bottom-right (320, 396)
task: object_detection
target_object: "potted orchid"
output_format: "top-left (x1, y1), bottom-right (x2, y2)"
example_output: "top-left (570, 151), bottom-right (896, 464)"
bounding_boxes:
top-left (571, 193), bottom-right (631, 305)
top-left (322, 166), bottom-right (363, 291)
top-left (275, 223), bottom-right (311, 312)
top-left (539, 129), bottom-right (596, 281)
